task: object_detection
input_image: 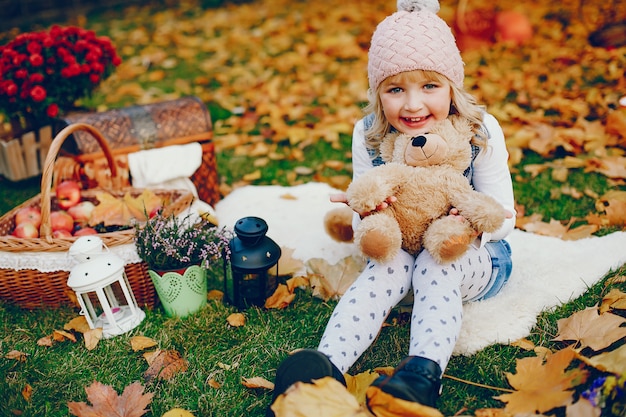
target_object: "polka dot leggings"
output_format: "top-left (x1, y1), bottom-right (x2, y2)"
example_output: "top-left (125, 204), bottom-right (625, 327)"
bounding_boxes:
top-left (318, 245), bottom-right (492, 374)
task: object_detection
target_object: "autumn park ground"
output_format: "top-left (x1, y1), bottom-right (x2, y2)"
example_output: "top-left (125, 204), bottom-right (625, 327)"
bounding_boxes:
top-left (1, 0), bottom-right (626, 416)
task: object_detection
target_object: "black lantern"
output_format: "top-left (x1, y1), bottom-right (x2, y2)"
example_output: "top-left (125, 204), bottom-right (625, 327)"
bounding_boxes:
top-left (223, 216), bottom-right (281, 309)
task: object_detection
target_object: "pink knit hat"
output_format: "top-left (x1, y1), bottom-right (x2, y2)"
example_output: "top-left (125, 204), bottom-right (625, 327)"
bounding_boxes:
top-left (368, 0), bottom-right (464, 91)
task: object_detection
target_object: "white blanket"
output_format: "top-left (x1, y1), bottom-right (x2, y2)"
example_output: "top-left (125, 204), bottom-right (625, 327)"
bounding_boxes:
top-left (215, 182), bottom-right (626, 356)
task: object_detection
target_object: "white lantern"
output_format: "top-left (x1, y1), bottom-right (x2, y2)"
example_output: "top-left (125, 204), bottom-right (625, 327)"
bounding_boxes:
top-left (67, 236), bottom-right (145, 338)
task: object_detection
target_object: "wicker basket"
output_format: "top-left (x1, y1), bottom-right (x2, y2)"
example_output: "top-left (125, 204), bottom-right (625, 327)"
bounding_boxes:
top-left (0, 123), bottom-right (195, 309)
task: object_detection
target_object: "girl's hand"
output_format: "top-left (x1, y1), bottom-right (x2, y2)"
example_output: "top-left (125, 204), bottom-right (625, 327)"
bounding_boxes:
top-left (330, 193), bottom-right (396, 218)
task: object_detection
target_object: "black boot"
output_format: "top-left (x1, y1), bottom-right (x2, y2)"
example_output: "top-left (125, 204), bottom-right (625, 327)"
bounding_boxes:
top-left (368, 356), bottom-right (442, 408)
top-left (266, 349), bottom-right (346, 417)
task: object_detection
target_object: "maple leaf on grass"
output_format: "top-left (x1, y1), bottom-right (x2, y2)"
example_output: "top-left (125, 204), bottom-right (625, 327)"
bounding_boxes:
top-left (277, 247), bottom-right (305, 277)
top-left (307, 256), bottom-right (365, 301)
top-left (583, 343), bottom-right (626, 376)
top-left (366, 386), bottom-right (443, 417)
top-left (143, 349), bottom-right (189, 382)
top-left (495, 347), bottom-right (588, 415)
top-left (265, 283), bottom-right (296, 309)
top-left (600, 288), bottom-right (626, 313)
top-left (552, 306), bottom-right (626, 351)
top-left (344, 370), bottom-right (380, 406)
top-left (271, 377), bottom-right (371, 417)
top-left (67, 381), bottom-right (153, 417)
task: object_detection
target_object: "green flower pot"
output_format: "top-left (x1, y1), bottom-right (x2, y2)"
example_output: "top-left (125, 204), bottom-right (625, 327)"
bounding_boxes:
top-left (148, 265), bottom-right (207, 317)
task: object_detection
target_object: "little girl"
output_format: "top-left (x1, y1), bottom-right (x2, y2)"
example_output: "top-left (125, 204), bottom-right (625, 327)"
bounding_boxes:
top-left (268, 0), bottom-right (515, 415)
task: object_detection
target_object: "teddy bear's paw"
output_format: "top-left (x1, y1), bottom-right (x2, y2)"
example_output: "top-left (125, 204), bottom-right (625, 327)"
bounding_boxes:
top-left (434, 233), bottom-right (474, 263)
top-left (324, 206), bottom-right (354, 242)
top-left (468, 208), bottom-right (506, 233)
top-left (355, 215), bottom-right (402, 263)
top-left (423, 217), bottom-right (474, 264)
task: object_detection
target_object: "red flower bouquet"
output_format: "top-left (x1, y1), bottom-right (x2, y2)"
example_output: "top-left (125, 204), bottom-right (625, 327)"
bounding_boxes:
top-left (0, 25), bottom-right (121, 123)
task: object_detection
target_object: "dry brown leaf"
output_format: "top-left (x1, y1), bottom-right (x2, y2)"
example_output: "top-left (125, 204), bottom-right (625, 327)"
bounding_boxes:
top-left (552, 306), bottom-right (626, 351)
top-left (89, 190), bottom-right (162, 226)
top-left (130, 336), bottom-right (158, 352)
top-left (53, 329), bottom-right (77, 343)
top-left (208, 289), bottom-right (224, 300)
top-left (271, 377), bottom-right (371, 417)
top-left (510, 338), bottom-right (535, 351)
top-left (22, 383), bottom-right (33, 401)
top-left (5, 350), bottom-right (28, 362)
top-left (241, 376), bottom-right (274, 390)
top-left (595, 190), bottom-right (626, 226)
top-left (307, 255), bottom-right (365, 301)
top-left (600, 288), bottom-right (626, 313)
top-left (565, 398), bottom-right (600, 417)
top-left (67, 381), bottom-right (153, 417)
top-left (495, 347), bottom-right (588, 414)
top-left (89, 191), bottom-right (135, 226)
top-left (277, 247), bottom-right (306, 277)
top-left (344, 370), bottom-right (380, 406)
top-left (286, 275), bottom-right (309, 292)
top-left (517, 217), bottom-right (597, 240)
top-left (84, 328), bottom-right (103, 351)
top-left (227, 312), bottom-right (246, 327)
top-left (143, 349), bottom-right (189, 382)
top-left (207, 379), bottom-right (221, 389)
top-left (474, 409), bottom-right (513, 417)
top-left (162, 409), bottom-right (196, 417)
top-left (372, 366), bottom-right (395, 377)
top-left (366, 385), bottom-right (443, 417)
top-left (123, 190), bottom-right (162, 221)
top-left (64, 316), bottom-right (91, 334)
top-left (583, 343), bottom-right (626, 376)
top-left (265, 284), bottom-right (296, 309)
top-left (37, 336), bottom-right (53, 347)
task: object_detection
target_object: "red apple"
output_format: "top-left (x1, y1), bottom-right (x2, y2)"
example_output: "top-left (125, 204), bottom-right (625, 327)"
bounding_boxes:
top-left (13, 222), bottom-right (39, 238)
top-left (14, 206), bottom-right (42, 229)
top-left (74, 227), bottom-right (98, 236)
top-left (52, 229), bottom-right (73, 238)
top-left (50, 210), bottom-right (74, 232)
top-left (67, 201), bottom-right (95, 223)
top-left (55, 180), bottom-right (81, 209)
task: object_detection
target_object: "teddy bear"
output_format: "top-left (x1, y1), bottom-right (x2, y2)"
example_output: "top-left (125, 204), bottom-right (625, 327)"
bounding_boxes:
top-left (324, 115), bottom-right (507, 264)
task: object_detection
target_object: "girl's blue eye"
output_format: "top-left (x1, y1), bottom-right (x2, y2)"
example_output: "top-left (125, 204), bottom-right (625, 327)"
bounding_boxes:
top-left (424, 83), bottom-right (438, 90)
top-left (389, 87), bottom-right (403, 93)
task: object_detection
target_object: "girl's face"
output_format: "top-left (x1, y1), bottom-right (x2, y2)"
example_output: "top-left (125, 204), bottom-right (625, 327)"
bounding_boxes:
top-left (379, 71), bottom-right (452, 136)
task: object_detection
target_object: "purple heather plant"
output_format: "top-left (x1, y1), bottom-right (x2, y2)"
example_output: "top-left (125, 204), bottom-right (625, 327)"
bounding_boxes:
top-left (134, 210), bottom-right (232, 271)
top-left (581, 374), bottom-right (626, 416)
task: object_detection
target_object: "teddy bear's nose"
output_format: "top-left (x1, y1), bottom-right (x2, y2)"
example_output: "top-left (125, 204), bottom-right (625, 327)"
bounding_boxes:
top-left (411, 135), bottom-right (427, 148)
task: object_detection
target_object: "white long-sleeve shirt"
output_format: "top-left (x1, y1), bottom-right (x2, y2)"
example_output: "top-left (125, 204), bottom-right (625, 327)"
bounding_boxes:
top-left (350, 112), bottom-right (516, 245)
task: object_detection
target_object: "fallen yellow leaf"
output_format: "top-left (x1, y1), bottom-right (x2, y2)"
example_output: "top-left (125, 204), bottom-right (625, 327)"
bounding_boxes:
top-left (227, 312), bottom-right (246, 327)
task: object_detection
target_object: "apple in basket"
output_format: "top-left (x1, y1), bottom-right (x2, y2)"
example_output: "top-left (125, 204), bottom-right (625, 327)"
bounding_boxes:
top-left (13, 222), bottom-right (39, 238)
top-left (74, 227), bottom-right (98, 236)
top-left (67, 201), bottom-right (95, 224)
top-left (50, 210), bottom-right (74, 232)
top-left (55, 180), bottom-right (81, 209)
top-left (52, 229), bottom-right (73, 238)
top-left (14, 206), bottom-right (42, 229)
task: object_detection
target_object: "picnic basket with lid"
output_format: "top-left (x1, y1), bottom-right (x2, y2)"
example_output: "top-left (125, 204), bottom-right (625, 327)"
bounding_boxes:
top-left (0, 123), bottom-right (195, 309)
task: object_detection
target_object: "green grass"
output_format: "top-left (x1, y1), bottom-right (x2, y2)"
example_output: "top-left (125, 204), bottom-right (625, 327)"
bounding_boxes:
top-left (2, 264), bottom-right (624, 416)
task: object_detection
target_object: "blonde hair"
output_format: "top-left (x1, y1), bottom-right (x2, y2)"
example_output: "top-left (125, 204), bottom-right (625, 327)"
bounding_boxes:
top-left (363, 70), bottom-right (487, 153)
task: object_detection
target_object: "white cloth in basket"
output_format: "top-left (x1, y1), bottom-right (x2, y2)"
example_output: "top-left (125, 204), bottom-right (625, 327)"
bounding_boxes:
top-left (128, 142), bottom-right (202, 197)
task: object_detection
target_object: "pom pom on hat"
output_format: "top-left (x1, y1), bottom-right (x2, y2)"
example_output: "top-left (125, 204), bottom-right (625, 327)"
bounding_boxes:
top-left (397, 0), bottom-right (439, 13)
top-left (368, 0), bottom-right (464, 91)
